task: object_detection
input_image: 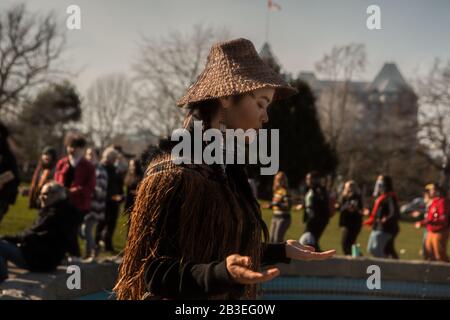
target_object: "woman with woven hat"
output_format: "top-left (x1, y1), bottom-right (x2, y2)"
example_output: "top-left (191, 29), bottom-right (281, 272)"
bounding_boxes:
top-left (114, 38), bottom-right (335, 300)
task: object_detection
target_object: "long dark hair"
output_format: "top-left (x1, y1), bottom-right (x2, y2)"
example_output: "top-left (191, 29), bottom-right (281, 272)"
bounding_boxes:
top-left (124, 158), bottom-right (144, 187)
top-left (381, 175), bottom-right (394, 193)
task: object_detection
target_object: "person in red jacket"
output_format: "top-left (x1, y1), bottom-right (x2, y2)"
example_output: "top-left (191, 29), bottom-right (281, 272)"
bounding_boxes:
top-left (54, 133), bottom-right (96, 258)
top-left (415, 183), bottom-right (449, 262)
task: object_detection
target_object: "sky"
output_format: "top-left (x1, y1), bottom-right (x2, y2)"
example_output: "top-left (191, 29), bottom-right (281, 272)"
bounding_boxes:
top-left (2, 0), bottom-right (450, 93)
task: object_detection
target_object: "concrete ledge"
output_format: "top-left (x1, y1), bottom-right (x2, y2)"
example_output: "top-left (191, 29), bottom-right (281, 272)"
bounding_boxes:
top-left (279, 256), bottom-right (450, 284)
top-left (2, 255), bottom-right (449, 299)
top-left (0, 258), bottom-right (120, 300)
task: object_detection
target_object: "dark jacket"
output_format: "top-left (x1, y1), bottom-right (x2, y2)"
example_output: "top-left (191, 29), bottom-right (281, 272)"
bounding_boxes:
top-left (2, 199), bottom-right (82, 271)
top-left (0, 151), bottom-right (20, 205)
top-left (103, 163), bottom-right (122, 202)
top-left (304, 186), bottom-right (330, 223)
top-left (54, 157), bottom-right (96, 213)
top-left (125, 181), bottom-right (139, 213)
top-left (373, 194), bottom-right (400, 234)
top-left (338, 193), bottom-right (363, 227)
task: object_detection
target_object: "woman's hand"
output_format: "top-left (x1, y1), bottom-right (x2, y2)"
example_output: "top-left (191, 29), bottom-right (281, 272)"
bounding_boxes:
top-left (285, 239), bottom-right (336, 261)
top-left (226, 254), bottom-right (280, 285)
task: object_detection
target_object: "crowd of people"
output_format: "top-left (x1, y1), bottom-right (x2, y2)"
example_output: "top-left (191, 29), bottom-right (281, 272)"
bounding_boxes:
top-left (266, 170), bottom-right (449, 262)
top-left (0, 126), bottom-right (449, 285)
top-left (0, 125), bottom-right (144, 282)
top-left (0, 38), bottom-right (448, 301)
top-left (1, 125), bottom-right (449, 286)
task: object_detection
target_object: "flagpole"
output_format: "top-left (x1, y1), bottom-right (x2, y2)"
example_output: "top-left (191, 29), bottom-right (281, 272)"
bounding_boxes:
top-left (265, 7), bottom-right (270, 43)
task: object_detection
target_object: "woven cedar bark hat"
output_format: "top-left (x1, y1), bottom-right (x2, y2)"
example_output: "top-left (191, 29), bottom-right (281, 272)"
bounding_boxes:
top-left (177, 38), bottom-right (298, 107)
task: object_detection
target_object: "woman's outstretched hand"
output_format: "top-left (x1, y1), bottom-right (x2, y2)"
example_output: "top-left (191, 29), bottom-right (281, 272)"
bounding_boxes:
top-left (285, 239), bottom-right (336, 261)
top-left (226, 242), bottom-right (335, 285)
top-left (226, 254), bottom-right (280, 285)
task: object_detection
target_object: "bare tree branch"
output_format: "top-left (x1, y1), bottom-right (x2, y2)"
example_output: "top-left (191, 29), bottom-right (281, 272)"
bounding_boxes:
top-left (130, 24), bottom-right (230, 136)
top-left (315, 43), bottom-right (367, 152)
top-left (0, 4), bottom-right (65, 115)
top-left (81, 73), bottom-right (133, 149)
top-left (415, 58), bottom-right (450, 193)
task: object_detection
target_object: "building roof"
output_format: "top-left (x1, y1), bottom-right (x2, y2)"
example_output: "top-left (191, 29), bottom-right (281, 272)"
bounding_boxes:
top-left (259, 42), bottom-right (276, 61)
top-left (298, 63), bottom-right (411, 95)
top-left (369, 63), bottom-right (409, 93)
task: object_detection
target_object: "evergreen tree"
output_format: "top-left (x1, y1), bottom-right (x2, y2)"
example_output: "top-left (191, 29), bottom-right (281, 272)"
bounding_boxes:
top-left (258, 43), bottom-right (337, 197)
top-left (265, 79), bottom-right (338, 192)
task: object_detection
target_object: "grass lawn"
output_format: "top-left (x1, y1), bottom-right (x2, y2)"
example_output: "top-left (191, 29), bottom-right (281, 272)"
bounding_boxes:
top-left (0, 195), bottom-right (444, 261)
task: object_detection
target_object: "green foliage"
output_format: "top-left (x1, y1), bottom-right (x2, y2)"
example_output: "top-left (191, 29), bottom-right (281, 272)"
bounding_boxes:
top-left (16, 81), bottom-right (82, 166)
top-left (23, 81), bottom-right (82, 125)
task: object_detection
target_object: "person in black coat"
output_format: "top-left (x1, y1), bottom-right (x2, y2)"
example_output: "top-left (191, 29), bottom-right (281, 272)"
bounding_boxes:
top-left (336, 180), bottom-right (363, 255)
top-left (364, 175), bottom-right (400, 258)
top-left (0, 181), bottom-right (82, 282)
top-left (300, 171), bottom-right (331, 251)
top-left (95, 147), bottom-right (123, 253)
top-left (123, 158), bottom-right (143, 235)
top-left (0, 122), bottom-right (20, 224)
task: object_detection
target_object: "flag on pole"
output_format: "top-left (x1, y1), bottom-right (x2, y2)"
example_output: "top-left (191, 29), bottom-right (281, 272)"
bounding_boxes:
top-left (268, 0), bottom-right (281, 11)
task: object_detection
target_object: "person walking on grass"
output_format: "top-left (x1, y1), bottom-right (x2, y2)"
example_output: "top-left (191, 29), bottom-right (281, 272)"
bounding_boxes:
top-left (364, 175), bottom-right (400, 258)
top-left (299, 171), bottom-right (331, 251)
top-left (264, 171), bottom-right (292, 243)
top-left (95, 147), bottom-right (123, 254)
top-left (415, 183), bottom-right (449, 262)
top-left (82, 147), bottom-right (108, 260)
top-left (123, 158), bottom-right (143, 235)
top-left (54, 133), bottom-right (96, 259)
top-left (336, 180), bottom-right (363, 255)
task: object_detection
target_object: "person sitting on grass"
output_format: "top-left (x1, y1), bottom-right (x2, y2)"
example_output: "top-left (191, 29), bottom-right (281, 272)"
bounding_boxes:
top-left (0, 181), bottom-right (82, 283)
